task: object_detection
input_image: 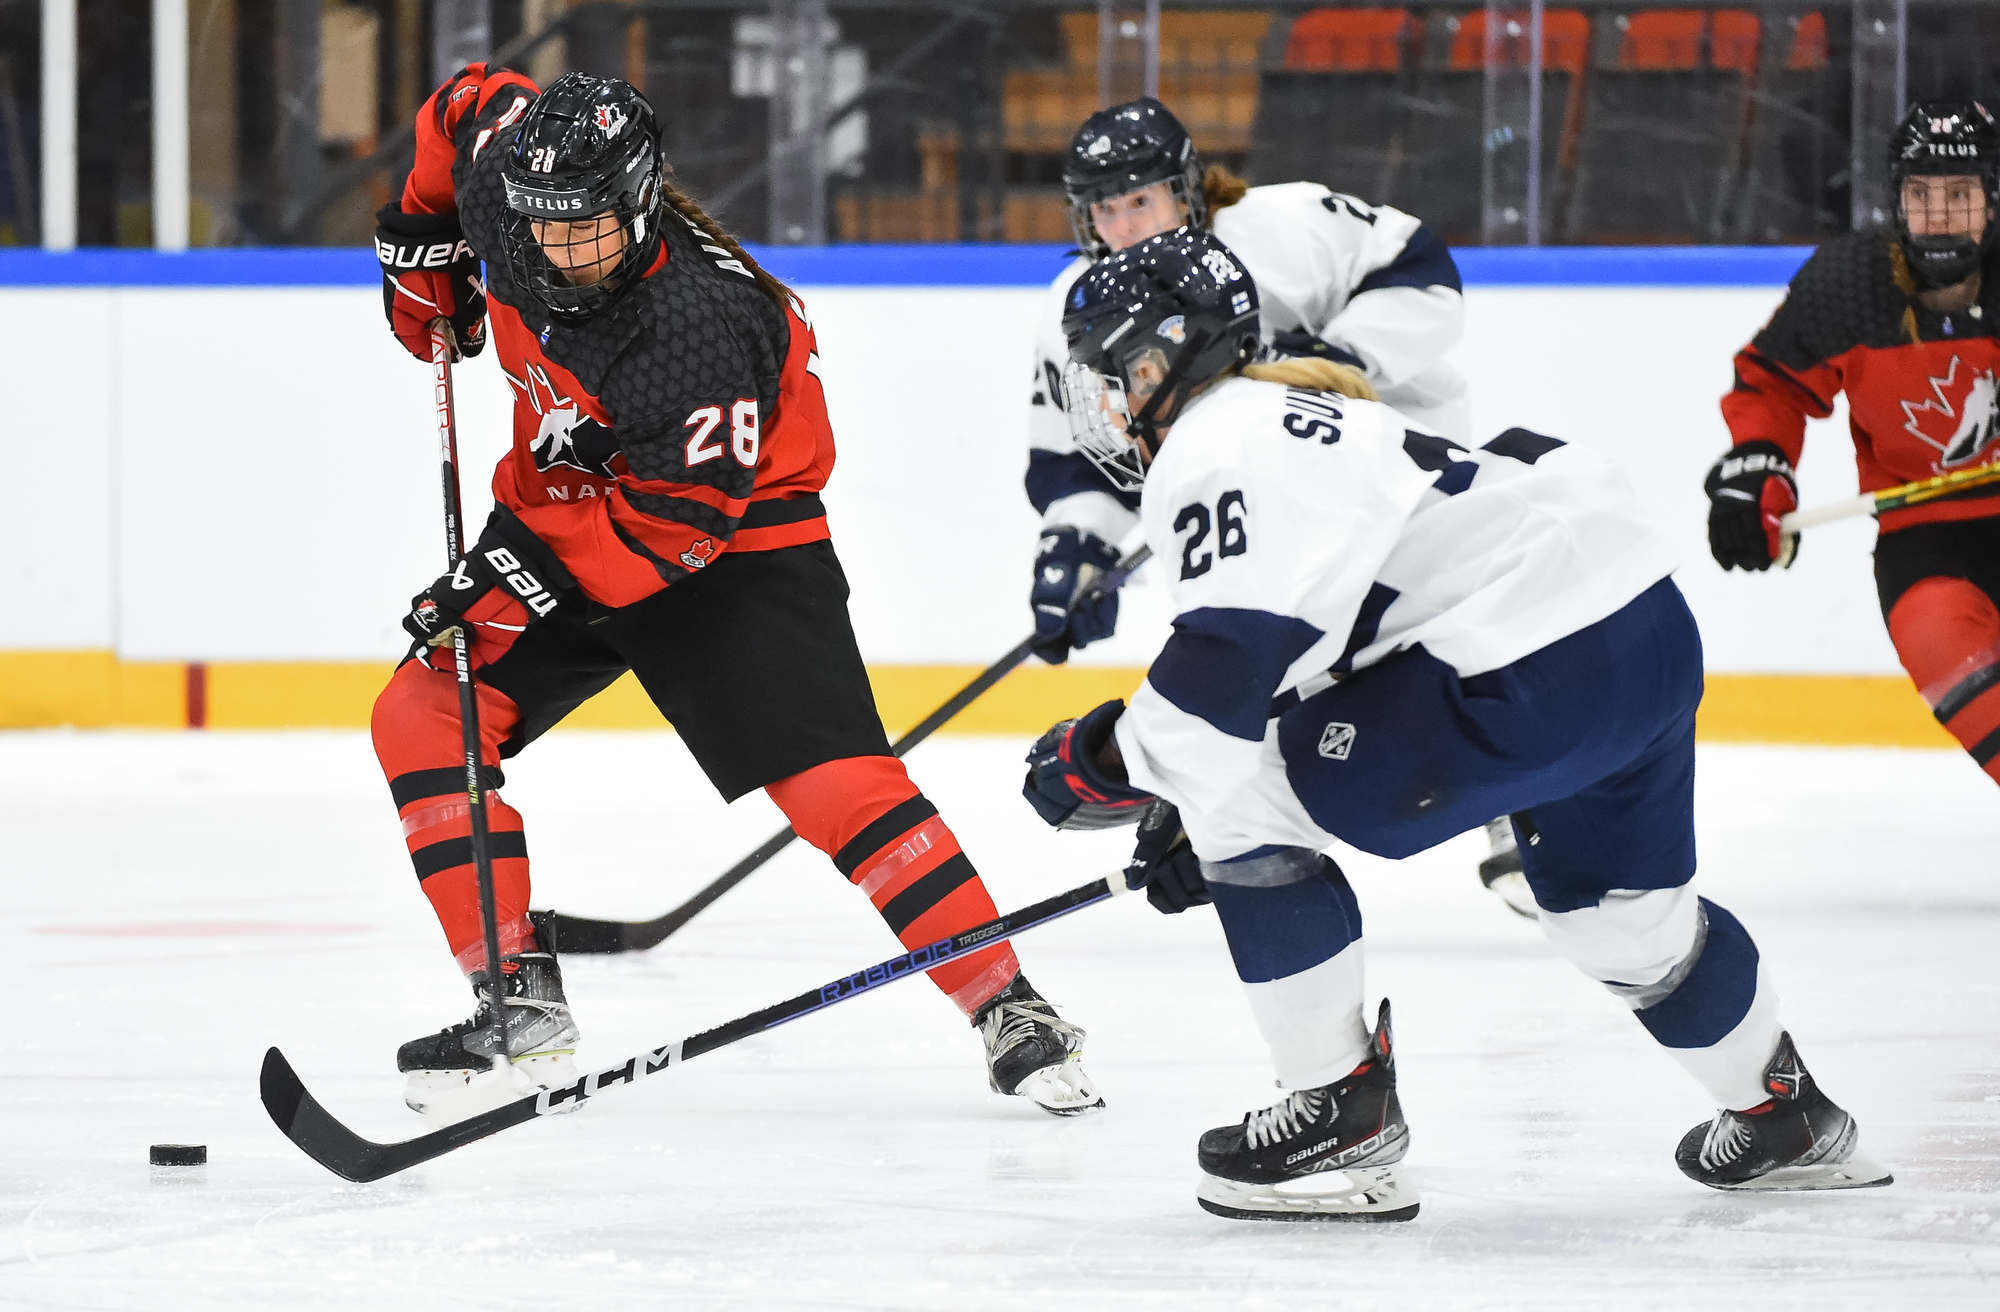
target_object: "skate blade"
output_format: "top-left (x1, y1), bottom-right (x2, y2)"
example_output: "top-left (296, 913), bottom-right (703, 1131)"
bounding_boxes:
top-left (404, 1051), bottom-right (579, 1125)
top-left (1009, 1054), bottom-right (1106, 1117)
top-left (1196, 1165), bottom-right (1419, 1222)
top-left (1704, 1153), bottom-right (1894, 1193)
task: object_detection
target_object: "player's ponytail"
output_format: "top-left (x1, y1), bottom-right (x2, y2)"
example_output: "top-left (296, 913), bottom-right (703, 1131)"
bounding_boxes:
top-left (1202, 164), bottom-right (1250, 216)
top-left (1241, 357), bottom-right (1379, 402)
top-left (657, 174), bottom-right (794, 308)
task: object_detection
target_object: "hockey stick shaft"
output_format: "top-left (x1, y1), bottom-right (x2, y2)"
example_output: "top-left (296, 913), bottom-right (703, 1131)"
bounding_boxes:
top-left (1779, 459), bottom-right (2000, 534)
top-left (430, 324), bottom-right (508, 1051)
top-left (538, 543), bottom-right (1154, 954)
top-left (261, 871), bottom-right (1132, 1181)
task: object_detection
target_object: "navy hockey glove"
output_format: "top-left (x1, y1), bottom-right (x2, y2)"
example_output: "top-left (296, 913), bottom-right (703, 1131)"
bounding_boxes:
top-left (1023, 699), bottom-right (1153, 830)
top-left (376, 203), bottom-right (487, 362)
top-left (1124, 799), bottom-right (1208, 914)
top-left (404, 512), bottom-right (570, 671)
top-left (1268, 329), bottom-right (1367, 372)
top-left (1030, 527), bottom-right (1122, 664)
top-left (1704, 440), bottom-right (1799, 571)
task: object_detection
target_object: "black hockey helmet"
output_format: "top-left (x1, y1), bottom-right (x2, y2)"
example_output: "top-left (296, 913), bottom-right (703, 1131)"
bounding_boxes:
top-left (1059, 226), bottom-right (1260, 490)
top-left (498, 73), bottom-right (664, 320)
top-left (1062, 98), bottom-right (1207, 260)
top-left (1888, 99), bottom-right (1999, 288)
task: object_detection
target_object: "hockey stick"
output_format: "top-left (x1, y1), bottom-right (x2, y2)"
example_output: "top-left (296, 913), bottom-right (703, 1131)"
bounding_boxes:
top-left (536, 543), bottom-right (1154, 955)
top-left (428, 322), bottom-right (511, 1065)
top-left (1775, 459), bottom-right (2000, 565)
top-left (261, 871), bottom-right (1131, 1181)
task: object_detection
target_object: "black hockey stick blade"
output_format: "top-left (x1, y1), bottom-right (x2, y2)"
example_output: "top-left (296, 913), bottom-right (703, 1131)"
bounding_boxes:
top-left (262, 874), bottom-right (1128, 1181)
top-left (534, 544), bottom-right (1155, 956)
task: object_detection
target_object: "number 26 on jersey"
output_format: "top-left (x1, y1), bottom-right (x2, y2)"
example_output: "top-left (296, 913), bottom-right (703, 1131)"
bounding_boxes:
top-left (1174, 489), bottom-right (1248, 580)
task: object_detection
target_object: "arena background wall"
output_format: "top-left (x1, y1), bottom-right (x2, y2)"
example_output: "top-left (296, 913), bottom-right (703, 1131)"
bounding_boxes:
top-left (0, 246), bottom-right (1953, 749)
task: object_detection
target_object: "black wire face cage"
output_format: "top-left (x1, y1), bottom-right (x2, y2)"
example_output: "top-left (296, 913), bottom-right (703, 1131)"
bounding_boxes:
top-left (1895, 171), bottom-right (1997, 289)
top-left (499, 196), bottom-right (655, 322)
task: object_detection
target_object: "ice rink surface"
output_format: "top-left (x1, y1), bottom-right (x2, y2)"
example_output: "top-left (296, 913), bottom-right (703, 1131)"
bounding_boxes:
top-left (5, 729), bottom-right (1998, 1311)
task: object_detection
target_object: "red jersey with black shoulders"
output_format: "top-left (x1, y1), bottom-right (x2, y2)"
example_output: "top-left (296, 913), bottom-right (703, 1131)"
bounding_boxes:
top-left (1722, 229), bottom-right (2000, 532)
top-left (401, 65), bottom-right (836, 608)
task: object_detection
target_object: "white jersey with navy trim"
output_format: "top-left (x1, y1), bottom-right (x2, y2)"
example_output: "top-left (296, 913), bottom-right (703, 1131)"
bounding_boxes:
top-left (1108, 375), bottom-right (1681, 862)
top-left (1026, 182), bottom-right (1471, 544)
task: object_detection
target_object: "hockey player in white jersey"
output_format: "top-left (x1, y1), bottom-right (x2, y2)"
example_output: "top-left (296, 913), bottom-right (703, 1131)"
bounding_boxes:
top-left (1021, 226), bottom-right (1890, 1220)
top-left (1022, 97), bottom-right (1528, 910)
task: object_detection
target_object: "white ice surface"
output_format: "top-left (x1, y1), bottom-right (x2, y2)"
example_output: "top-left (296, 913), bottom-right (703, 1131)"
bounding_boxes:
top-left (5, 731), bottom-right (1998, 1311)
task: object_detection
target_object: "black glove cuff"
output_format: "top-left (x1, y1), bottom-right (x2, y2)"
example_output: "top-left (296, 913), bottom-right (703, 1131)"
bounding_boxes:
top-left (1705, 440), bottom-right (1795, 496)
top-left (478, 506), bottom-right (579, 599)
top-left (375, 202), bottom-right (463, 242)
top-left (1067, 699), bottom-right (1138, 796)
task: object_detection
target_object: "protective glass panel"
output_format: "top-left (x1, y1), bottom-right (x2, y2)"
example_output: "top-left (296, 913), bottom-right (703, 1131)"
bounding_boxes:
top-left (50, 2), bottom-right (1998, 248)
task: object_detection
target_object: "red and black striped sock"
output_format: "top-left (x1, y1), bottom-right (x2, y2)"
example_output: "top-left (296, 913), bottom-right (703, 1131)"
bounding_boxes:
top-left (768, 756), bottom-right (1019, 1016)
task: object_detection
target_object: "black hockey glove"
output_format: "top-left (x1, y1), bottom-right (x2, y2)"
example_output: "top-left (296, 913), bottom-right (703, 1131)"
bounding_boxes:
top-left (1030, 526), bottom-right (1122, 664)
top-left (376, 203), bottom-right (487, 362)
top-left (403, 512), bottom-right (570, 672)
top-left (1124, 799), bottom-right (1209, 914)
top-left (1268, 329), bottom-right (1367, 372)
top-left (1022, 699), bottom-right (1154, 830)
top-left (1704, 440), bottom-right (1799, 572)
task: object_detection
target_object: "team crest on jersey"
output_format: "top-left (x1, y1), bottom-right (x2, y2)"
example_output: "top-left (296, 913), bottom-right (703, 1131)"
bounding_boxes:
top-left (679, 538), bottom-right (717, 570)
top-left (593, 103), bottom-right (626, 136)
top-left (1901, 355), bottom-right (2000, 469)
top-left (1156, 314), bottom-right (1187, 345)
top-left (509, 363), bottom-right (617, 478)
top-left (1317, 721), bottom-right (1357, 761)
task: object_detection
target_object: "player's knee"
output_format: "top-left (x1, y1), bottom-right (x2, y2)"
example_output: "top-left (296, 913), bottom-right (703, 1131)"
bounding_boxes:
top-left (1887, 576), bottom-right (2000, 693)
top-left (371, 662), bottom-right (452, 775)
top-left (765, 755), bottom-right (923, 858)
top-left (1538, 883), bottom-right (1700, 1000)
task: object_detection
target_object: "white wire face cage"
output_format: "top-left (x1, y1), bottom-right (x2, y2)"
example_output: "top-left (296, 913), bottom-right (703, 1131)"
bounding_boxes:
top-left (1060, 360), bottom-right (1148, 491)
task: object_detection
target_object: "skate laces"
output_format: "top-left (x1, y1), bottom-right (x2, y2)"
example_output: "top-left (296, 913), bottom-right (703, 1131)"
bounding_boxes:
top-left (1243, 1089), bottom-right (1327, 1149)
top-left (1698, 1111), bottom-right (1756, 1170)
top-left (982, 998), bottom-right (1084, 1059)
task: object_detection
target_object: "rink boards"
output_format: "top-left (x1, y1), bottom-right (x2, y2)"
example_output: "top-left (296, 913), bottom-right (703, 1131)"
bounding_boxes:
top-left (0, 246), bottom-right (1944, 745)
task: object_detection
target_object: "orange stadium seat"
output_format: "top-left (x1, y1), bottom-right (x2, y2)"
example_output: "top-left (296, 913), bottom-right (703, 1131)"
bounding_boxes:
top-left (1283, 8), bottom-right (1415, 73)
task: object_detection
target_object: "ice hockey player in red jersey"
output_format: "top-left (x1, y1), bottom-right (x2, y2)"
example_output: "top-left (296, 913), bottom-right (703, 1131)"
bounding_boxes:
top-left (369, 65), bottom-right (1100, 1118)
top-left (1707, 100), bottom-right (2000, 785)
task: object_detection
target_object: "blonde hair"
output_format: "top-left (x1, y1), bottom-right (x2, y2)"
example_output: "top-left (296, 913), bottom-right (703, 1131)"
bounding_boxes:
top-left (1203, 164), bottom-right (1250, 215)
top-left (658, 174), bottom-right (793, 308)
top-left (1241, 356), bottom-right (1379, 402)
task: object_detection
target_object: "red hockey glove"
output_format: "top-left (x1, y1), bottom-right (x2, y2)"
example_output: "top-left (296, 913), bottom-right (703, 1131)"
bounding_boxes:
top-left (1704, 440), bottom-right (1799, 571)
top-left (1023, 700), bottom-right (1154, 829)
top-left (403, 514), bottom-right (570, 671)
top-left (376, 203), bottom-right (487, 362)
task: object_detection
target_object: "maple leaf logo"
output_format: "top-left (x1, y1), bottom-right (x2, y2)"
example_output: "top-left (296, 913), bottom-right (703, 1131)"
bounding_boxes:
top-left (1901, 355), bottom-right (2000, 469)
top-left (679, 538), bottom-right (717, 570)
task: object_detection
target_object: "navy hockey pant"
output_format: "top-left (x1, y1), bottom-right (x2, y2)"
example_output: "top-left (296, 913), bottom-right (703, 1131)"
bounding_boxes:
top-left (1276, 576), bottom-right (1703, 910)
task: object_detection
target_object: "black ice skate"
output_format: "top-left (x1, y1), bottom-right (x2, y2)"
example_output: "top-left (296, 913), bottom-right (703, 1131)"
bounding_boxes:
top-left (398, 932), bottom-right (580, 1123)
top-left (1196, 999), bottom-right (1417, 1221)
top-left (1478, 816), bottom-right (1537, 920)
top-left (1675, 1032), bottom-right (1891, 1192)
top-left (974, 973), bottom-right (1103, 1116)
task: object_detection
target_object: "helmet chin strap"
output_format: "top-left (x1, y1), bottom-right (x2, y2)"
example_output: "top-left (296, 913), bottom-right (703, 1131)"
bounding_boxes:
top-left (1123, 326), bottom-right (1216, 449)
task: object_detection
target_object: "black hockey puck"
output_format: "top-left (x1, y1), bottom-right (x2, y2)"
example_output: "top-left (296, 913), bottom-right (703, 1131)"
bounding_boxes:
top-left (149, 1143), bottom-right (207, 1166)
